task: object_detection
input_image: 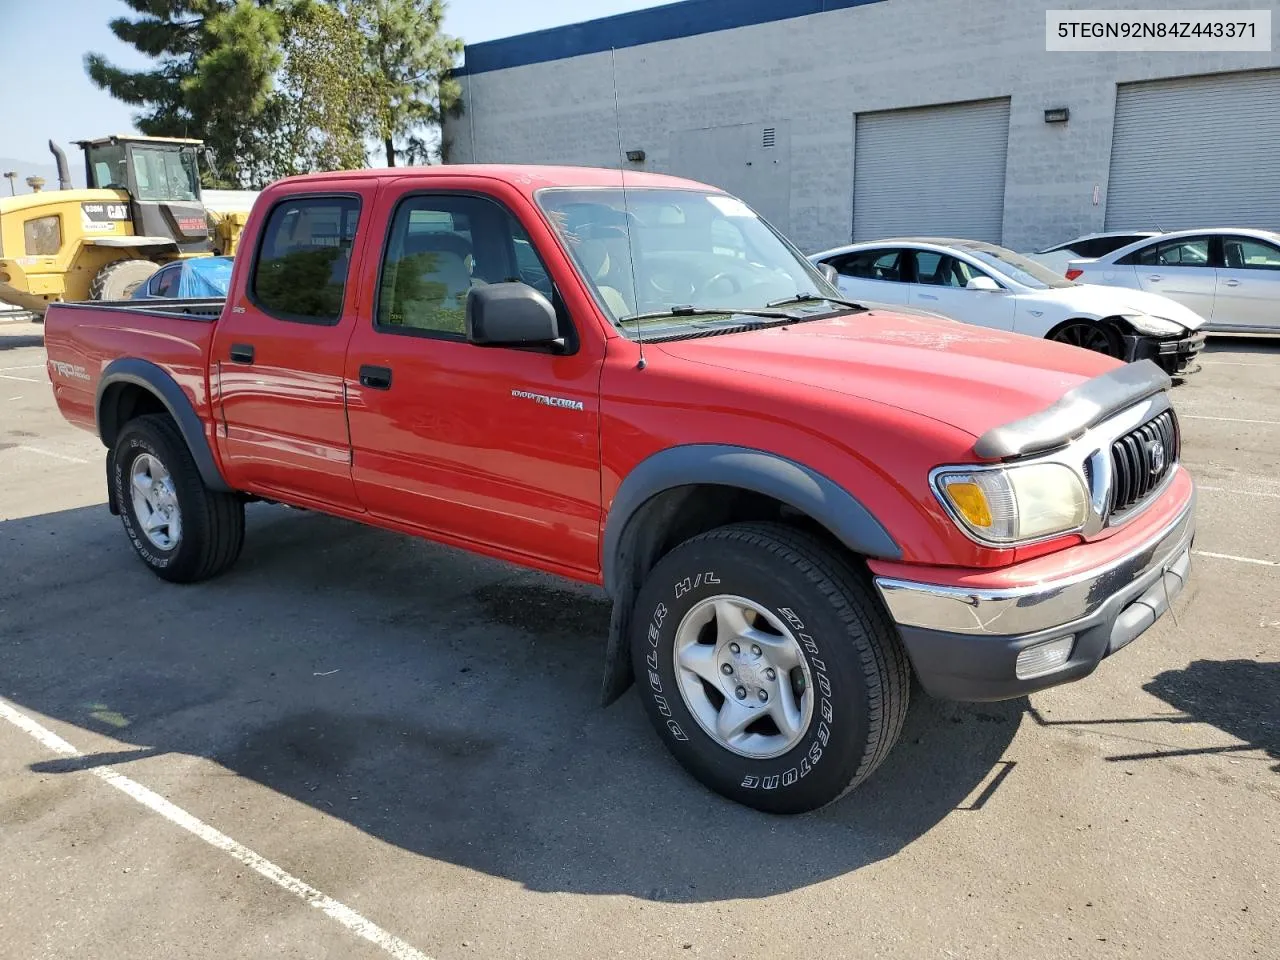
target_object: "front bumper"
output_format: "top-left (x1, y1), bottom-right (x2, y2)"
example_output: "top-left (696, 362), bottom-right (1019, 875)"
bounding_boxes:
top-left (1125, 331), bottom-right (1206, 377)
top-left (873, 492), bottom-right (1195, 701)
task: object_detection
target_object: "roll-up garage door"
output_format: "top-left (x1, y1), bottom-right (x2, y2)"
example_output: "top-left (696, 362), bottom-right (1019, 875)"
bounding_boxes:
top-left (853, 98), bottom-right (1010, 243)
top-left (1106, 70), bottom-right (1280, 231)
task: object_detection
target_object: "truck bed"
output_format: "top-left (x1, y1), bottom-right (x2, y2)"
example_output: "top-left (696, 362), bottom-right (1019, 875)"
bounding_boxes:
top-left (43, 298), bottom-right (224, 440)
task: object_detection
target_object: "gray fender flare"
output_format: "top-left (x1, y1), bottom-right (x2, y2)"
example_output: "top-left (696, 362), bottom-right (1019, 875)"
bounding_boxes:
top-left (96, 357), bottom-right (231, 493)
top-left (598, 444), bottom-right (900, 705)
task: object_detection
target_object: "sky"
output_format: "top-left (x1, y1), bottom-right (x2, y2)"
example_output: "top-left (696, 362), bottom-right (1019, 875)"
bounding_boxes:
top-left (0, 0), bottom-right (662, 172)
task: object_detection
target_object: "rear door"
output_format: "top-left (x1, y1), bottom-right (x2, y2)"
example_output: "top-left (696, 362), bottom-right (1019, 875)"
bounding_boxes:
top-left (342, 178), bottom-right (605, 575)
top-left (211, 185), bottom-right (375, 509)
top-left (907, 250), bottom-right (1016, 329)
top-left (1214, 235), bottom-right (1280, 331)
top-left (822, 248), bottom-right (910, 305)
top-left (1117, 235), bottom-right (1218, 319)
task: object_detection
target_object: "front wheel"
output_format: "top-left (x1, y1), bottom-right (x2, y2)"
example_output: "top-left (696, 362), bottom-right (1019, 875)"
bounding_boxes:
top-left (1049, 320), bottom-right (1122, 357)
top-left (111, 414), bottom-right (245, 583)
top-left (631, 522), bottom-right (910, 813)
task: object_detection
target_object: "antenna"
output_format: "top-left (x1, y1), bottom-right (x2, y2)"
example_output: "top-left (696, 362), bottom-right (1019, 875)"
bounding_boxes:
top-left (610, 47), bottom-right (646, 370)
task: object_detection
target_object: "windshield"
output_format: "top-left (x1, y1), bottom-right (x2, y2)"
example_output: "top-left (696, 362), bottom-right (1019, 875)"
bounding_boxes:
top-left (536, 187), bottom-right (841, 337)
top-left (130, 145), bottom-right (200, 202)
top-left (961, 245), bottom-right (1073, 289)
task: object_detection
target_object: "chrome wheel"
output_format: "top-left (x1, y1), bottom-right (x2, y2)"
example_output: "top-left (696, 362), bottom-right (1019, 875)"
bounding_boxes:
top-left (1051, 322), bottom-right (1119, 356)
top-left (673, 595), bottom-right (814, 759)
top-left (130, 453), bottom-right (182, 550)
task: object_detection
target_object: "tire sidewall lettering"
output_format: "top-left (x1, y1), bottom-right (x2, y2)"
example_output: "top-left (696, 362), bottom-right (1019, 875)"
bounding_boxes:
top-left (115, 433), bottom-right (176, 569)
top-left (644, 573), bottom-right (836, 793)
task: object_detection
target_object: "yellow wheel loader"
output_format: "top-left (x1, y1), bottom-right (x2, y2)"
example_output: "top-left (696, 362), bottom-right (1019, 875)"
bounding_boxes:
top-left (0, 136), bottom-right (254, 318)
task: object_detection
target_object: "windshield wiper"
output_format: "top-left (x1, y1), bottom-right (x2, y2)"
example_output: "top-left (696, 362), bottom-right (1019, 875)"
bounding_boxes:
top-left (619, 305), bottom-right (800, 324)
top-left (766, 292), bottom-right (867, 311)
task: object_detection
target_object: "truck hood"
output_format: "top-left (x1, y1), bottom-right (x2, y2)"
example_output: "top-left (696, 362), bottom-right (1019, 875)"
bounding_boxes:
top-left (1035, 283), bottom-right (1206, 331)
top-left (657, 310), bottom-right (1120, 443)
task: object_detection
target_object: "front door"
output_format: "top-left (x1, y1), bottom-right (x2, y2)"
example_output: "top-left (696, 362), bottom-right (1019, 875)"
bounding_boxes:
top-left (343, 183), bottom-right (604, 576)
top-left (1214, 235), bottom-right (1280, 331)
top-left (211, 186), bottom-right (374, 510)
top-left (907, 250), bottom-right (1016, 330)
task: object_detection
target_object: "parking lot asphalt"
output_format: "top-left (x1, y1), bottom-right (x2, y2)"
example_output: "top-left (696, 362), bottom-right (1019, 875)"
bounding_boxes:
top-left (1, 319), bottom-right (1276, 960)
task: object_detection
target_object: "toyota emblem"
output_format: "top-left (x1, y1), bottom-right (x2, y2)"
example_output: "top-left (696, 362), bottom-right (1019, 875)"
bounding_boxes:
top-left (1146, 439), bottom-right (1166, 475)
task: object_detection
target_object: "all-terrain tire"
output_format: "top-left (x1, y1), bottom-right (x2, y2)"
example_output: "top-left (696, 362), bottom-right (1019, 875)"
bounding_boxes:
top-left (631, 522), bottom-right (910, 814)
top-left (90, 259), bottom-right (160, 301)
top-left (111, 413), bottom-right (245, 583)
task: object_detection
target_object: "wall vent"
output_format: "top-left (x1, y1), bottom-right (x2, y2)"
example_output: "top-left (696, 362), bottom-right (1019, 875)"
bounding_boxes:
top-left (762, 127), bottom-right (776, 149)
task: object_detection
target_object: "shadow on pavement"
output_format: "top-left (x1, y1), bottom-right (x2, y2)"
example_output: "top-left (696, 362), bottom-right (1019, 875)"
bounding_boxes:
top-left (0, 502), bottom-right (1022, 902)
top-left (1140, 659), bottom-right (1279, 771)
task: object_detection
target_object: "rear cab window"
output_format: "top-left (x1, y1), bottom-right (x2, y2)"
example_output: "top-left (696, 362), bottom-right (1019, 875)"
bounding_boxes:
top-left (1122, 237), bottom-right (1212, 267)
top-left (250, 196), bottom-right (362, 324)
top-left (830, 249), bottom-right (905, 281)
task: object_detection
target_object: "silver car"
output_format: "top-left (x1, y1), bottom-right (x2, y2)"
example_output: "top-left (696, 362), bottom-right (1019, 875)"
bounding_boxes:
top-left (1067, 228), bottom-right (1280, 334)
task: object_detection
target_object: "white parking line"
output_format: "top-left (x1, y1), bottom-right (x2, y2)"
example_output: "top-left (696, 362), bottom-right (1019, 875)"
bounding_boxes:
top-left (0, 698), bottom-right (434, 960)
top-left (1198, 485), bottom-right (1280, 500)
top-left (1193, 550), bottom-right (1279, 568)
top-left (0, 364), bottom-right (47, 372)
top-left (16, 445), bottom-right (90, 464)
top-left (1182, 414), bottom-right (1280, 427)
top-left (0, 373), bottom-right (40, 383)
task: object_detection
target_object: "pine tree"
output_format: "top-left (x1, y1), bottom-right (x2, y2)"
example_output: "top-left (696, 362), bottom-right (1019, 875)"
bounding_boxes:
top-left (85, 0), bottom-right (285, 187)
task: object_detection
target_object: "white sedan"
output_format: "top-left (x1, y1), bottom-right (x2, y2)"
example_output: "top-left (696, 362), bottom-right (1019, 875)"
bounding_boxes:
top-left (810, 237), bottom-right (1205, 375)
top-left (1066, 228), bottom-right (1280, 334)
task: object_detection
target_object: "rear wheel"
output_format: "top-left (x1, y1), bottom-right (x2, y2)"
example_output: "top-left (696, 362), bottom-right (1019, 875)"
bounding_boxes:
top-left (631, 522), bottom-right (910, 814)
top-left (91, 259), bottom-right (160, 301)
top-left (1049, 319), bottom-right (1122, 357)
top-left (111, 414), bottom-right (244, 582)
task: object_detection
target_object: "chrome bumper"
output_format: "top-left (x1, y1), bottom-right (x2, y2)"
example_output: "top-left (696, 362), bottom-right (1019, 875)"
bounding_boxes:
top-left (875, 495), bottom-right (1195, 637)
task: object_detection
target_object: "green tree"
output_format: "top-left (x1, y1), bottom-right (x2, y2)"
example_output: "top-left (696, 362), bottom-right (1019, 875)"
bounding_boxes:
top-left (85, 0), bottom-right (285, 187)
top-left (272, 1), bottom-right (373, 175)
top-left (353, 0), bottom-right (464, 167)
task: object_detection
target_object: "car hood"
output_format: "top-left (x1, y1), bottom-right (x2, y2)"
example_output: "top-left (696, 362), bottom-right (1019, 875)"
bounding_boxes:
top-left (1033, 283), bottom-right (1205, 331)
top-left (657, 309), bottom-right (1120, 443)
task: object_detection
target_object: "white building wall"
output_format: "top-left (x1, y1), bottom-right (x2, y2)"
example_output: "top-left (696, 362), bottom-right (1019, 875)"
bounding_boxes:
top-left (448, 0), bottom-right (1280, 253)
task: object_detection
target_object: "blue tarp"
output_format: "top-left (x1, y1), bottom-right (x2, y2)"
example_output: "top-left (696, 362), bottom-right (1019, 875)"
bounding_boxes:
top-left (176, 257), bottom-right (234, 298)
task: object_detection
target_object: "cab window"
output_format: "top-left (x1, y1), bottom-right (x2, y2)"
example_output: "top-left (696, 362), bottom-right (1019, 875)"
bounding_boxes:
top-left (914, 251), bottom-right (981, 287)
top-left (1123, 238), bottom-right (1211, 267)
top-left (251, 196), bottom-right (361, 324)
top-left (376, 194), bottom-right (563, 340)
top-left (829, 249), bottom-right (904, 281)
top-left (1222, 236), bottom-right (1280, 271)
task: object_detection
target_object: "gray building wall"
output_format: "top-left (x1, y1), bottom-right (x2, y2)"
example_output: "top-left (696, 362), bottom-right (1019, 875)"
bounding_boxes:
top-left (448, 0), bottom-right (1280, 253)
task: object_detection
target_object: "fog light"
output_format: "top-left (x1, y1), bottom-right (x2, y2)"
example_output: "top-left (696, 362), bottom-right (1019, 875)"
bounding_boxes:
top-left (1015, 635), bottom-right (1075, 679)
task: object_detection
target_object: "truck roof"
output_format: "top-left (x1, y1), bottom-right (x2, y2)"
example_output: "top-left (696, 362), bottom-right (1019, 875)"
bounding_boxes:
top-left (271, 164), bottom-right (717, 195)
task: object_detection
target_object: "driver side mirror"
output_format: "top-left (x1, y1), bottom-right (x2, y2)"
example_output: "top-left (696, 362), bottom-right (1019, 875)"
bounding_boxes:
top-left (466, 282), bottom-right (563, 349)
top-left (818, 262), bottom-right (840, 285)
top-left (965, 276), bottom-right (1001, 292)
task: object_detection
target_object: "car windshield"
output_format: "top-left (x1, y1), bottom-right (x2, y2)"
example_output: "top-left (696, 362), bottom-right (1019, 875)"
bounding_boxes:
top-left (961, 245), bottom-right (1074, 289)
top-left (535, 187), bottom-right (844, 338)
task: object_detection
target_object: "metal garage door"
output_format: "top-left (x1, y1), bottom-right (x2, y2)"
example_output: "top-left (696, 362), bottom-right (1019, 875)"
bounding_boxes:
top-left (1106, 70), bottom-right (1280, 231)
top-left (853, 98), bottom-right (1010, 242)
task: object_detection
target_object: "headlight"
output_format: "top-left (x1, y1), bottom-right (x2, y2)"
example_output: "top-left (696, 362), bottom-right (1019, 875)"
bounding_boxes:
top-left (935, 463), bottom-right (1088, 544)
top-left (1123, 313), bottom-right (1184, 337)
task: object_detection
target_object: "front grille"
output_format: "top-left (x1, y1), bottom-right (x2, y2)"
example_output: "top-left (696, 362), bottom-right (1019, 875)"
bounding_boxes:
top-left (1109, 410), bottom-right (1178, 516)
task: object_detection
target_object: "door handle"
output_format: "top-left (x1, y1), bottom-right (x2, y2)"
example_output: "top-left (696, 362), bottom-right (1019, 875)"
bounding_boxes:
top-left (359, 365), bottom-right (393, 390)
top-left (919, 293), bottom-right (939, 300)
top-left (229, 343), bottom-right (255, 364)
top-left (1146, 275), bottom-right (1162, 282)
top-left (1222, 278), bottom-right (1240, 287)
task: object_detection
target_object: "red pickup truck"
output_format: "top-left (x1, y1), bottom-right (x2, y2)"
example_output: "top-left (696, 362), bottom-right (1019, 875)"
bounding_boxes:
top-left (44, 165), bottom-right (1195, 813)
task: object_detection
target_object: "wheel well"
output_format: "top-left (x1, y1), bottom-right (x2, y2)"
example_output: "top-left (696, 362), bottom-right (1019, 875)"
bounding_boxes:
top-left (1047, 316), bottom-right (1124, 340)
top-left (98, 382), bottom-right (168, 448)
top-left (599, 483), bottom-right (866, 706)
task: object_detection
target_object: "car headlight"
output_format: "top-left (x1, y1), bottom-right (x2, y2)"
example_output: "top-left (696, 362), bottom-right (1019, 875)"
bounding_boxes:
top-left (934, 463), bottom-right (1088, 544)
top-left (1123, 313), bottom-right (1185, 337)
